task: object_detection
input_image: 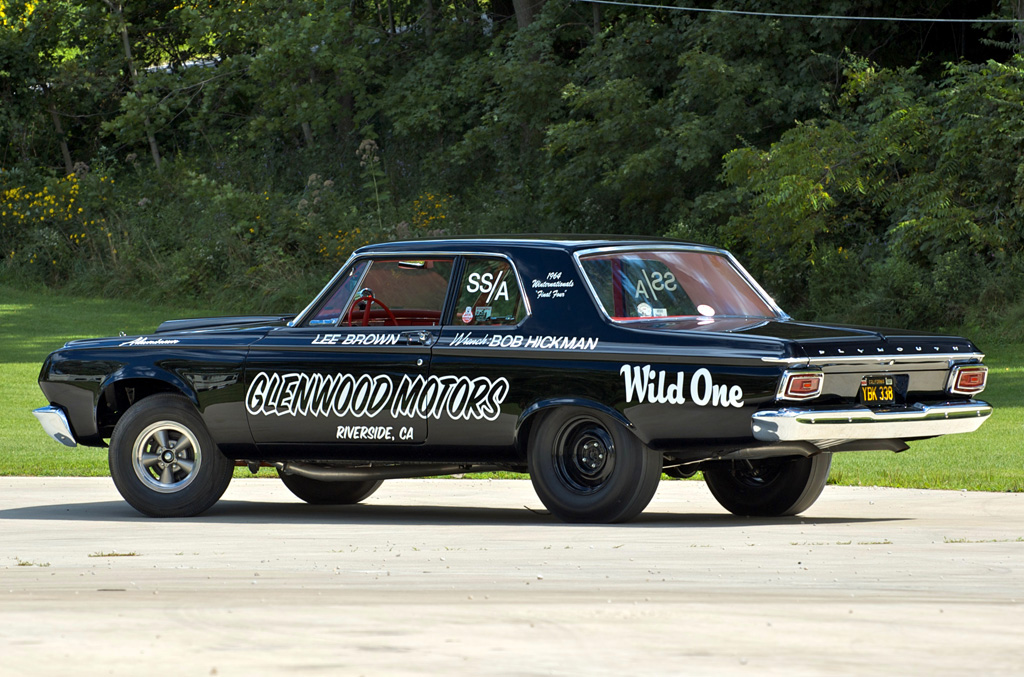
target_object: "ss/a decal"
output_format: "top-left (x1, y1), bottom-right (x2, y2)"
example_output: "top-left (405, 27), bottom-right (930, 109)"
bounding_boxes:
top-left (466, 270), bottom-right (510, 302)
top-left (633, 270), bottom-right (677, 301)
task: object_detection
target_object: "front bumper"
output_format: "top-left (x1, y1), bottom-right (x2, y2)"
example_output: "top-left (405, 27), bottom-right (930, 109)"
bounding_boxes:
top-left (751, 400), bottom-right (992, 442)
top-left (33, 406), bottom-right (78, 447)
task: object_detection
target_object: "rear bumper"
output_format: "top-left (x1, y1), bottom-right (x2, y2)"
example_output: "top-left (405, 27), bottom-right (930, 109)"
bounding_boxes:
top-left (32, 406), bottom-right (78, 447)
top-left (751, 400), bottom-right (992, 442)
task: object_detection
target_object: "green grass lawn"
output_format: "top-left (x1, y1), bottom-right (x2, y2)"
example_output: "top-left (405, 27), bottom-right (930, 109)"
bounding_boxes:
top-left (829, 339), bottom-right (1024, 491)
top-left (2, 284), bottom-right (1021, 490)
top-left (1, 285), bottom-right (218, 475)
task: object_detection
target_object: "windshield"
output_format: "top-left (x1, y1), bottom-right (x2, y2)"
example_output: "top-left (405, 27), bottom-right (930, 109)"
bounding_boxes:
top-left (578, 249), bottom-right (779, 321)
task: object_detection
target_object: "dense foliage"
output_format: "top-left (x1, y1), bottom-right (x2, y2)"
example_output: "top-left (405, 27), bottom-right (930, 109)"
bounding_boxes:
top-left (2, 0), bottom-right (1023, 328)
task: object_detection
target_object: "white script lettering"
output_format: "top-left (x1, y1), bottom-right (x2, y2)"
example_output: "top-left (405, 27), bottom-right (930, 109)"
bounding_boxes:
top-left (119, 336), bottom-right (180, 347)
top-left (620, 365), bottom-right (743, 408)
top-left (246, 371), bottom-right (510, 421)
top-left (335, 425), bottom-right (395, 441)
top-left (341, 333), bottom-right (401, 346)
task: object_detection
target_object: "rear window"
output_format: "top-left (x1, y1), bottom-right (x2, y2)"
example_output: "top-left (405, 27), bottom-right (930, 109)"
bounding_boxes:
top-left (578, 250), bottom-right (778, 321)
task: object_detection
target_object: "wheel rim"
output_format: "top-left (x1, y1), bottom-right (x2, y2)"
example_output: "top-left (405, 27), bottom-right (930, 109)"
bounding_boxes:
top-left (729, 460), bottom-right (785, 489)
top-left (551, 418), bottom-right (616, 494)
top-left (131, 421), bottom-right (202, 494)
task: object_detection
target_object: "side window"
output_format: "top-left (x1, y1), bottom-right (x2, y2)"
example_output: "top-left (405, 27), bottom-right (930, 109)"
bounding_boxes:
top-left (308, 259), bottom-right (369, 326)
top-left (358, 258), bottom-right (454, 326)
top-left (451, 258), bottom-right (526, 326)
top-left (307, 258), bottom-right (454, 327)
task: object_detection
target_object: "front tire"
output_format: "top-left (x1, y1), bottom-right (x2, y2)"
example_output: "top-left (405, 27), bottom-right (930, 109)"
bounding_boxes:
top-left (703, 453), bottom-right (832, 517)
top-left (277, 471), bottom-right (383, 505)
top-left (528, 408), bottom-right (661, 523)
top-left (109, 394), bottom-right (233, 517)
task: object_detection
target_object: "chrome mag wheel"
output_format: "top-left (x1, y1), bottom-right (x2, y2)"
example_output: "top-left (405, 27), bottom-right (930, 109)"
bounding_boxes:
top-left (110, 393), bottom-right (233, 517)
top-left (132, 421), bottom-right (203, 493)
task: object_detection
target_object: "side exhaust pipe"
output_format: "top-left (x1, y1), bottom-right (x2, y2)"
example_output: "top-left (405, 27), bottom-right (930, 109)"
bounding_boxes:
top-left (275, 462), bottom-right (504, 482)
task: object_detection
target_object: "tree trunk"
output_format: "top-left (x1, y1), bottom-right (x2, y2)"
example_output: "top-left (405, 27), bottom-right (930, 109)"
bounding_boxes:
top-left (1016, 0), bottom-right (1024, 54)
top-left (338, 90), bottom-right (355, 140)
top-left (46, 90), bottom-right (74, 176)
top-left (386, 0), bottom-right (395, 34)
top-left (103, 0), bottom-right (162, 171)
top-left (424, 0), bottom-right (435, 42)
top-left (292, 81), bottom-right (316, 147)
top-left (512, 0), bottom-right (545, 28)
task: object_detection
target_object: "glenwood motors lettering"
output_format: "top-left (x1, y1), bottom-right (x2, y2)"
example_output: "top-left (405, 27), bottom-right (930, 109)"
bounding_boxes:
top-left (246, 371), bottom-right (510, 421)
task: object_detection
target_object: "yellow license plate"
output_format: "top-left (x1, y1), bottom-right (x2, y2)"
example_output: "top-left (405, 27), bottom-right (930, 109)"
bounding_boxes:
top-left (859, 376), bottom-right (895, 405)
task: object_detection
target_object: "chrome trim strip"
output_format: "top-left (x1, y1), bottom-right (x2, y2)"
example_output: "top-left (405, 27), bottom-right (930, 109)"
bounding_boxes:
top-left (32, 406), bottom-right (78, 448)
top-left (724, 251), bottom-right (790, 321)
top-left (762, 353), bottom-right (985, 365)
top-left (751, 401), bottom-right (992, 442)
top-left (290, 252), bottom-right (357, 327)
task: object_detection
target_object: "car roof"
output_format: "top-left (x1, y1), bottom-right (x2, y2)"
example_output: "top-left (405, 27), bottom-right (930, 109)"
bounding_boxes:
top-left (353, 235), bottom-right (724, 256)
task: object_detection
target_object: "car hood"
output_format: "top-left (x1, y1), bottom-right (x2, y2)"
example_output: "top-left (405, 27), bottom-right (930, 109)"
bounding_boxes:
top-left (154, 315), bottom-right (295, 333)
top-left (54, 315), bottom-right (293, 351)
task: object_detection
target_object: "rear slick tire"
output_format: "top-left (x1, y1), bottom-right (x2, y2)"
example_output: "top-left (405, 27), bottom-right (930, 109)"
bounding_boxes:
top-left (703, 453), bottom-right (832, 517)
top-left (528, 408), bottom-right (661, 523)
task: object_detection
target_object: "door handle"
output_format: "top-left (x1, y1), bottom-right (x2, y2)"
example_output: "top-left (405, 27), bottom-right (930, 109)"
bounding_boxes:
top-left (403, 330), bottom-right (434, 346)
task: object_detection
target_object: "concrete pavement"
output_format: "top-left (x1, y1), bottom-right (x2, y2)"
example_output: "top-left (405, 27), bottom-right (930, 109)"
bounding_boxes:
top-left (1, 477), bottom-right (1022, 676)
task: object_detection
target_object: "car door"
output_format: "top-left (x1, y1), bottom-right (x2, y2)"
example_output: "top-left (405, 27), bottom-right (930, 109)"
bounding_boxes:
top-left (427, 255), bottom-right (528, 456)
top-left (244, 256), bottom-right (455, 456)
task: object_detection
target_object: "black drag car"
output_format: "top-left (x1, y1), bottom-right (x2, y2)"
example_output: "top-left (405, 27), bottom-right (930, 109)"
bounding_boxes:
top-left (34, 237), bottom-right (992, 522)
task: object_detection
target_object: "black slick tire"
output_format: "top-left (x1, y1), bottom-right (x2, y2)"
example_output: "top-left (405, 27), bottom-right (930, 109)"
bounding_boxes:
top-left (528, 407), bottom-right (661, 523)
top-left (277, 471), bottom-right (383, 505)
top-left (703, 453), bottom-right (832, 517)
top-left (109, 393), bottom-right (234, 517)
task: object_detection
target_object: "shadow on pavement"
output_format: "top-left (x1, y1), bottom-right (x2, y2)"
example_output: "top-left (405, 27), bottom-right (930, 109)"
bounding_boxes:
top-left (0, 498), bottom-right (908, 528)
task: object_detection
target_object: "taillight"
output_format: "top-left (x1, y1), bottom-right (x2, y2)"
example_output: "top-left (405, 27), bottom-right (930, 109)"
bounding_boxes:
top-left (948, 365), bottom-right (988, 396)
top-left (777, 370), bottom-right (823, 401)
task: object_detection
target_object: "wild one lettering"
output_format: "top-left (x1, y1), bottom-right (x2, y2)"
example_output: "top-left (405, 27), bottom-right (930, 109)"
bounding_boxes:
top-left (620, 365), bottom-right (743, 408)
top-left (246, 371), bottom-right (510, 421)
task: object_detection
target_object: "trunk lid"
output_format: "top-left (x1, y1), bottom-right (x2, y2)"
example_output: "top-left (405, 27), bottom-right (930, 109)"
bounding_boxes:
top-left (624, 318), bottom-right (979, 360)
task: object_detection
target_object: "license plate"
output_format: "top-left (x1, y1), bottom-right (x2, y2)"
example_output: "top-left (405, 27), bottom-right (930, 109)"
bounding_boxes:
top-left (859, 376), bottom-right (895, 405)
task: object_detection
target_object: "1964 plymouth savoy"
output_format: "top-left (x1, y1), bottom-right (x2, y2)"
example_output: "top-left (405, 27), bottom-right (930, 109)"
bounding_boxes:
top-left (34, 237), bottom-right (992, 522)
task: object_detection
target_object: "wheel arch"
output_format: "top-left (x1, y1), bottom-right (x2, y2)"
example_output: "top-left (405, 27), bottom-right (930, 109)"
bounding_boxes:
top-left (97, 370), bottom-right (199, 437)
top-left (514, 398), bottom-right (638, 459)
top-left (108, 391), bottom-right (234, 517)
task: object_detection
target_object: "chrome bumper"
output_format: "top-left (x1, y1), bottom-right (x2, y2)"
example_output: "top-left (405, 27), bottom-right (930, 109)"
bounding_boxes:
top-left (32, 406), bottom-right (78, 447)
top-left (751, 401), bottom-right (992, 442)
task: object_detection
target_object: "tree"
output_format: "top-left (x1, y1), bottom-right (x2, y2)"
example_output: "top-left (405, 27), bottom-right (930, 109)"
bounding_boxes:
top-left (98, 0), bottom-right (162, 170)
top-left (719, 56), bottom-right (1024, 325)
